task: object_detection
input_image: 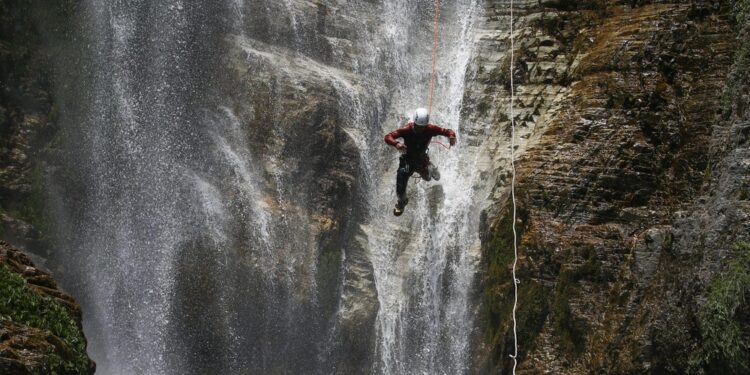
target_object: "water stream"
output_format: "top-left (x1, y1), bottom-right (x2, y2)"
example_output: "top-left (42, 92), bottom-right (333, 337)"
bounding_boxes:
top-left (52, 0), bottom-right (494, 373)
top-left (360, 2), bottom-right (484, 373)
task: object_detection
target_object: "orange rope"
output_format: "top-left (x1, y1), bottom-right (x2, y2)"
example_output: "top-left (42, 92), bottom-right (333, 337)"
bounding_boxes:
top-left (431, 140), bottom-right (450, 149)
top-left (427, 0), bottom-right (441, 114)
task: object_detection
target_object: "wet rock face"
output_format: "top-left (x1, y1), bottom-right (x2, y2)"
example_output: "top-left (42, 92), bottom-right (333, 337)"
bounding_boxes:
top-left (476, 1), bottom-right (747, 373)
top-left (0, 0), bottom-right (53, 251)
top-left (0, 241), bottom-right (95, 374)
top-left (205, 5), bottom-right (380, 370)
top-left (0, 0), bottom-right (77, 256)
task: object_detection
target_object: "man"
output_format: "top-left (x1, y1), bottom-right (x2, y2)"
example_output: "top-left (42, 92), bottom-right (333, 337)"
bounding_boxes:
top-left (384, 107), bottom-right (457, 216)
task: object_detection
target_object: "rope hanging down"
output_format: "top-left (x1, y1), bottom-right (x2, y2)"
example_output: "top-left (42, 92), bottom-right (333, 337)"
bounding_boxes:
top-left (426, 1), bottom-right (518, 369)
top-left (427, 0), bottom-right (441, 113)
top-left (509, 0), bottom-right (520, 374)
top-left (425, 1), bottom-right (518, 369)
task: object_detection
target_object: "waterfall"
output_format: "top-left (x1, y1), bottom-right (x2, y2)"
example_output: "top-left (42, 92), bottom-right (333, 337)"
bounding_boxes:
top-left (51, 0), bottom-right (488, 373)
top-left (57, 2), bottom-right (240, 374)
top-left (362, 1), bottom-right (484, 374)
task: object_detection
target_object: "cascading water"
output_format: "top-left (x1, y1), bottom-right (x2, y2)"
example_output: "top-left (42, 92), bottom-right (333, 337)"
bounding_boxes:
top-left (50, 0), bottom-right (493, 374)
top-left (57, 2), bottom-right (243, 373)
top-left (359, 1), bottom-right (485, 374)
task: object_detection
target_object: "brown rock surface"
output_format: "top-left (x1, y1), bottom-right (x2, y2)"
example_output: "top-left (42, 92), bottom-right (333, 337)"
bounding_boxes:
top-left (476, 1), bottom-right (747, 374)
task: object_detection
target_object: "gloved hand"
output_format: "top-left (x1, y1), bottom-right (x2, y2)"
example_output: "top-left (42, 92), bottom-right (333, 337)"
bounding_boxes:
top-left (396, 143), bottom-right (407, 153)
top-left (449, 137), bottom-right (457, 147)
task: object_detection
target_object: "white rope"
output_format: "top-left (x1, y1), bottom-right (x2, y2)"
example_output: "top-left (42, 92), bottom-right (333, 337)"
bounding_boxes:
top-left (509, 0), bottom-right (519, 374)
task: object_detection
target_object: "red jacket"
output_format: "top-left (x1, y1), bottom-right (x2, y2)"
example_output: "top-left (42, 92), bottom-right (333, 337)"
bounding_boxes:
top-left (384, 122), bottom-right (456, 159)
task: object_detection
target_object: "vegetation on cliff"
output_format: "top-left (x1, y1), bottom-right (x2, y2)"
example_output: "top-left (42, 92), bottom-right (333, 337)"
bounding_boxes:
top-left (480, 208), bottom-right (550, 373)
top-left (724, 0), bottom-right (750, 121)
top-left (0, 265), bottom-right (90, 374)
top-left (736, 0), bottom-right (750, 25)
top-left (0, 241), bottom-right (93, 374)
top-left (688, 242), bottom-right (750, 374)
top-left (687, 3), bottom-right (750, 372)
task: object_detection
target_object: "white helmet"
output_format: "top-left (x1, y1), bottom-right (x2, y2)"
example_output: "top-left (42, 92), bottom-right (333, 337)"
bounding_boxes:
top-left (414, 108), bottom-right (429, 126)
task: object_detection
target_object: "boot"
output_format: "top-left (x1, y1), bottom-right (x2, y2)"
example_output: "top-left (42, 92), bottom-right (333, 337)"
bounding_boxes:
top-left (393, 196), bottom-right (409, 216)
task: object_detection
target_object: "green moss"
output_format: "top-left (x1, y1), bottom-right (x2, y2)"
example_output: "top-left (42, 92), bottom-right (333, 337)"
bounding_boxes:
top-left (739, 187), bottom-right (749, 201)
top-left (316, 247), bottom-right (342, 314)
top-left (549, 248), bottom-right (598, 355)
top-left (734, 0), bottom-right (750, 26)
top-left (49, 102), bottom-right (60, 129)
top-left (688, 242), bottom-right (750, 374)
top-left (484, 279), bottom-right (549, 372)
top-left (514, 281), bottom-right (549, 352)
top-left (482, 208), bottom-right (549, 372)
top-left (702, 162), bottom-right (713, 186)
top-left (483, 209), bottom-right (528, 308)
top-left (550, 271), bottom-right (586, 354)
top-left (723, 0), bottom-right (750, 120)
top-left (476, 98), bottom-right (492, 118)
top-left (0, 265), bottom-right (90, 374)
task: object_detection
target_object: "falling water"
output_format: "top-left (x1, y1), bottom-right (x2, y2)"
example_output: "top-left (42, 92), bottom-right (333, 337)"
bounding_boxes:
top-left (361, 1), bottom-right (484, 374)
top-left (50, 0), bottom-right (490, 374)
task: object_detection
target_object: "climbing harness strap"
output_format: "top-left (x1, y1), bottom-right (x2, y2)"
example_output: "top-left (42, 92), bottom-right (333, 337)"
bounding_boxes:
top-left (509, 0), bottom-right (520, 374)
top-left (428, 0), bottom-right (441, 113)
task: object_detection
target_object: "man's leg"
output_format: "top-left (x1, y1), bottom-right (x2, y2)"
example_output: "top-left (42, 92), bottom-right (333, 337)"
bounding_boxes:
top-left (418, 155), bottom-right (440, 181)
top-left (394, 158), bottom-right (411, 215)
top-left (428, 162), bottom-right (440, 181)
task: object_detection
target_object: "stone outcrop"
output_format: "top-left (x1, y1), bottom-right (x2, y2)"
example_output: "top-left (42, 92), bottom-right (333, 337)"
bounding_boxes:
top-left (475, 1), bottom-right (749, 374)
top-left (0, 241), bottom-right (95, 374)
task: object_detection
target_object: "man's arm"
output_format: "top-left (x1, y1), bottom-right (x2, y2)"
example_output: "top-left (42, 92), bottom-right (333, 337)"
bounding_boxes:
top-left (384, 123), bottom-right (412, 147)
top-left (428, 124), bottom-right (457, 146)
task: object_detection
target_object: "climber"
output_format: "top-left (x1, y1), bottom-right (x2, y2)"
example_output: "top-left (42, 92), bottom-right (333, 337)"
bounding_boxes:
top-left (384, 107), bottom-right (457, 216)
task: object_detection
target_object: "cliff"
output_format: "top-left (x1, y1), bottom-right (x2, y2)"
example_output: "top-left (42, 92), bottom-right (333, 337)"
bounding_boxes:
top-left (0, 0), bottom-right (77, 260)
top-left (1, 1), bottom-right (95, 373)
top-left (475, 0), bottom-right (750, 373)
top-left (2, 0), bottom-right (748, 373)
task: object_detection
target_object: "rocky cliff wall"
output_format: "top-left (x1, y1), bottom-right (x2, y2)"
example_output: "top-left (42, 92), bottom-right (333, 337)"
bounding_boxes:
top-left (0, 1), bottom-right (95, 373)
top-left (0, 0), bottom-right (72, 256)
top-left (210, 32), bottom-right (376, 372)
top-left (209, 1), bottom-right (478, 373)
top-left (475, 0), bottom-right (749, 373)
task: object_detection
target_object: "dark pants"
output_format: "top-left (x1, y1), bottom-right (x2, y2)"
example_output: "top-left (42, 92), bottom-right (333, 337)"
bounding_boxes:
top-left (396, 155), bottom-right (430, 203)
